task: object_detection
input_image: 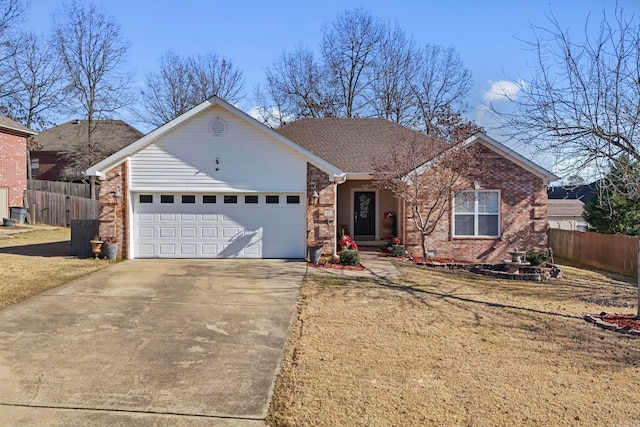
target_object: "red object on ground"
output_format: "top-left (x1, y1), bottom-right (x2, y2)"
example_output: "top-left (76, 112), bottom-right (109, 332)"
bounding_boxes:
top-left (596, 313), bottom-right (640, 331)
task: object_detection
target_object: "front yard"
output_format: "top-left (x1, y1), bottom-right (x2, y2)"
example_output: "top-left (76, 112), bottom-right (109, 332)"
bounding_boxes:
top-left (269, 260), bottom-right (640, 426)
top-left (0, 227), bottom-right (110, 309)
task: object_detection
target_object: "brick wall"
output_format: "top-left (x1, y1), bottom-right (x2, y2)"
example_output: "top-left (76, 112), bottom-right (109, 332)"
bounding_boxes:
top-left (0, 131), bottom-right (27, 207)
top-left (97, 162), bottom-right (128, 259)
top-left (307, 163), bottom-right (336, 256)
top-left (30, 150), bottom-right (70, 181)
top-left (404, 145), bottom-right (548, 263)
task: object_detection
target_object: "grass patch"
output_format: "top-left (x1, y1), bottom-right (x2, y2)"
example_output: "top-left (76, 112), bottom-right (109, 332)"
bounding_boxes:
top-left (0, 227), bottom-right (111, 309)
top-left (269, 260), bottom-right (639, 426)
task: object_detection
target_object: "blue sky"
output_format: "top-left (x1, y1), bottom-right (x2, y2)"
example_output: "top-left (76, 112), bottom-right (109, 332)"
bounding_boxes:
top-left (24, 0), bottom-right (640, 175)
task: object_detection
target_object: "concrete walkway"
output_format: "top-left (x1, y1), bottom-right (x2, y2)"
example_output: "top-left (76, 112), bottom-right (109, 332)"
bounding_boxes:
top-left (0, 259), bottom-right (304, 426)
top-left (305, 250), bottom-right (401, 281)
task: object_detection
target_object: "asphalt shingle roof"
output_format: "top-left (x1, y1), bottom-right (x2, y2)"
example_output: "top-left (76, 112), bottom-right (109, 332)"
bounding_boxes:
top-left (547, 199), bottom-right (586, 217)
top-left (33, 120), bottom-right (143, 152)
top-left (276, 117), bottom-right (436, 174)
top-left (0, 116), bottom-right (37, 136)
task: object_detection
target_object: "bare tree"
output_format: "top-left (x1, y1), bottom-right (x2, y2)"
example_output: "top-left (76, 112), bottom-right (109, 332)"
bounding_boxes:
top-left (252, 82), bottom-right (294, 128)
top-left (371, 130), bottom-right (484, 258)
top-left (0, 0), bottom-right (28, 100)
top-left (321, 8), bottom-right (384, 117)
top-left (141, 51), bottom-right (196, 127)
top-left (411, 44), bottom-right (473, 135)
top-left (370, 23), bottom-right (419, 126)
top-left (256, 8), bottom-right (474, 134)
top-left (255, 46), bottom-right (338, 125)
top-left (491, 7), bottom-right (640, 316)
top-left (53, 0), bottom-right (132, 178)
top-left (188, 53), bottom-right (244, 105)
top-left (3, 32), bottom-right (65, 130)
top-left (0, 0), bottom-right (23, 37)
top-left (141, 51), bottom-right (244, 127)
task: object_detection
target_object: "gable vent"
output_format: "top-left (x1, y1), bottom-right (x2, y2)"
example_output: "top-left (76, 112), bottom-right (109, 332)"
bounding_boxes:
top-left (209, 118), bottom-right (227, 137)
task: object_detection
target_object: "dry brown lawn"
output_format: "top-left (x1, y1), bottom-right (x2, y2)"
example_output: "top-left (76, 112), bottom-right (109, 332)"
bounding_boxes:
top-left (269, 260), bottom-right (640, 426)
top-left (0, 227), bottom-right (110, 309)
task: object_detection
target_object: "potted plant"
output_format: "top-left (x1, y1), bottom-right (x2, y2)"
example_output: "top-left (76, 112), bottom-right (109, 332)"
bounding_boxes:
top-left (90, 235), bottom-right (103, 259)
top-left (388, 237), bottom-right (405, 257)
top-left (307, 242), bottom-right (324, 264)
top-left (102, 236), bottom-right (118, 260)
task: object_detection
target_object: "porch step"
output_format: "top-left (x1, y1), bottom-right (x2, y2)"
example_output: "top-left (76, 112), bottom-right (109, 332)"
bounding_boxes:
top-left (354, 240), bottom-right (386, 248)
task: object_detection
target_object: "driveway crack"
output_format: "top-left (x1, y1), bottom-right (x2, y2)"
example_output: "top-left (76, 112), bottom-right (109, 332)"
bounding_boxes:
top-left (29, 336), bottom-right (75, 405)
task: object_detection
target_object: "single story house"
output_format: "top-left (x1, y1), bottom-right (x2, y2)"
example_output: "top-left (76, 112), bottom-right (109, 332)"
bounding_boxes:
top-left (86, 96), bottom-right (557, 261)
top-left (0, 116), bottom-right (37, 218)
top-left (31, 119), bottom-right (143, 181)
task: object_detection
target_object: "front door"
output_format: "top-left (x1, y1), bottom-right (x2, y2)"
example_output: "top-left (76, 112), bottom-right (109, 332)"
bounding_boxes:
top-left (354, 191), bottom-right (375, 237)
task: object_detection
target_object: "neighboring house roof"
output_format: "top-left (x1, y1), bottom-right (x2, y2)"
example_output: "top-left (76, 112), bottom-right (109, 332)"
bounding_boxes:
top-left (0, 116), bottom-right (37, 137)
top-left (33, 119), bottom-right (143, 152)
top-left (85, 96), bottom-right (345, 181)
top-left (547, 199), bottom-right (585, 217)
top-left (547, 181), bottom-right (598, 204)
top-left (276, 117), bottom-right (433, 176)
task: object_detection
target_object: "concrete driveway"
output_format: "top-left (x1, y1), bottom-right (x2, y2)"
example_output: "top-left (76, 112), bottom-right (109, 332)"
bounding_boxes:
top-left (0, 259), bottom-right (305, 426)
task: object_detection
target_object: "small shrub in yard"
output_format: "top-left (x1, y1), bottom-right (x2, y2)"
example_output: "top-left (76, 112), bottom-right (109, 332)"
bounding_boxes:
top-left (388, 244), bottom-right (406, 257)
top-left (526, 250), bottom-right (548, 266)
top-left (340, 249), bottom-right (360, 266)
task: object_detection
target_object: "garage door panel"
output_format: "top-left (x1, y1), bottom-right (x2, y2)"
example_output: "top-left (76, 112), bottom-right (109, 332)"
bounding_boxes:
top-left (138, 227), bottom-right (154, 238)
top-left (138, 213), bottom-right (154, 221)
top-left (159, 227), bottom-right (175, 238)
top-left (159, 214), bottom-right (176, 221)
top-left (222, 227), bottom-right (240, 238)
top-left (202, 227), bottom-right (218, 238)
top-left (133, 193), bottom-right (305, 259)
top-left (180, 227), bottom-right (197, 238)
top-left (159, 244), bottom-right (176, 255)
top-left (202, 244), bottom-right (218, 255)
top-left (138, 244), bottom-right (155, 255)
top-left (180, 244), bottom-right (197, 255)
top-left (244, 243), bottom-right (261, 255)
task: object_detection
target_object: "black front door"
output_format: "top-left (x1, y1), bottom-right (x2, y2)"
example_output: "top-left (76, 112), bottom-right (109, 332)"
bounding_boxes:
top-left (354, 191), bottom-right (376, 237)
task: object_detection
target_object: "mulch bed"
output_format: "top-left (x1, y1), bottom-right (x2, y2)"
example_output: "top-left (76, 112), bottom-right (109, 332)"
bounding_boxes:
top-left (584, 312), bottom-right (640, 336)
top-left (307, 262), bottom-right (365, 271)
top-left (411, 256), bottom-right (473, 265)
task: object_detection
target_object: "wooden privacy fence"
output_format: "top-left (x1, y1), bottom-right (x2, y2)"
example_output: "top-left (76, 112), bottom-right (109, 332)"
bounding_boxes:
top-left (27, 179), bottom-right (97, 199)
top-left (25, 190), bottom-right (99, 227)
top-left (70, 220), bottom-right (99, 257)
top-left (548, 228), bottom-right (638, 277)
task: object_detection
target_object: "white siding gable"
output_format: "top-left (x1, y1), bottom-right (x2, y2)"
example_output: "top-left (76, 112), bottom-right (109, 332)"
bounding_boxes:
top-left (130, 106), bottom-right (308, 192)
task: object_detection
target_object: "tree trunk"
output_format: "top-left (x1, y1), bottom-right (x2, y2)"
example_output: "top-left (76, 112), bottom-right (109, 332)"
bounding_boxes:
top-left (420, 233), bottom-right (427, 260)
top-left (637, 236), bottom-right (639, 319)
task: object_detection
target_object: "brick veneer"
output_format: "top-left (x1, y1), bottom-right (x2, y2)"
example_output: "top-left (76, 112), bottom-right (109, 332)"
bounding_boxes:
top-left (0, 131), bottom-right (27, 207)
top-left (307, 163), bottom-right (335, 256)
top-left (98, 162), bottom-right (128, 259)
top-left (404, 145), bottom-right (548, 263)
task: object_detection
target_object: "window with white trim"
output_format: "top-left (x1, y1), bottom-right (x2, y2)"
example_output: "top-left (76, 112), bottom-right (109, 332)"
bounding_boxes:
top-left (453, 190), bottom-right (500, 237)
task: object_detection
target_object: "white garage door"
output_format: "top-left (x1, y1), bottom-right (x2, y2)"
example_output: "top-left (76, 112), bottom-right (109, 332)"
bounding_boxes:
top-left (132, 193), bottom-right (305, 259)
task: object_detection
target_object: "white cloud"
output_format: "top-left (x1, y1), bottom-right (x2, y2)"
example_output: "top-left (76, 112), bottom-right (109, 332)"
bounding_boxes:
top-left (483, 79), bottom-right (526, 103)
